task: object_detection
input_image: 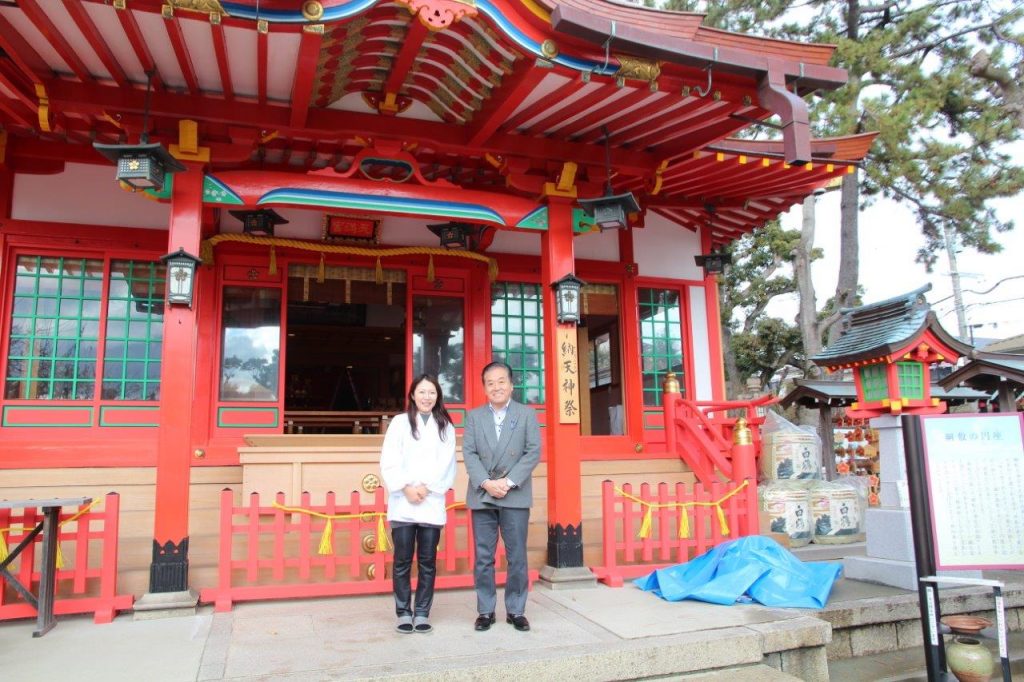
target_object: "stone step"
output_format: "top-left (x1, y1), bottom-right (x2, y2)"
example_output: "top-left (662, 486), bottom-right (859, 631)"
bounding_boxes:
top-left (791, 540), bottom-right (866, 563)
top-left (672, 663), bottom-right (805, 680)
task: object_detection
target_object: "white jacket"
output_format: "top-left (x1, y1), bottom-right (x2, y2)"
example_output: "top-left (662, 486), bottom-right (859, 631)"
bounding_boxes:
top-left (380, 412), bottom-right (457, 526)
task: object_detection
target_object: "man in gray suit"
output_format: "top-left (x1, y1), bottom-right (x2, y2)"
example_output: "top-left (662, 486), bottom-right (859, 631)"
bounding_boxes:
top-left (463, 361), bottom-right (541, 632)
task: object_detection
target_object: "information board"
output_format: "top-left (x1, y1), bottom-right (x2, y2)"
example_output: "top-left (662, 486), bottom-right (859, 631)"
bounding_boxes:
top-left (920, 413), bottom-right (1024, 570)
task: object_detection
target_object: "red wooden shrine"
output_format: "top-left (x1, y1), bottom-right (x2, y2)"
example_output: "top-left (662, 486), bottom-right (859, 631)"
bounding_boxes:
top-left (0, 0), bottom-right (872, 602)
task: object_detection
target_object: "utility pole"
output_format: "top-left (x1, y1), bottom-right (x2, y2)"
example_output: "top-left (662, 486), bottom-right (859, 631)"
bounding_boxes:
top-left (942, 224), bottom-right (969, 341)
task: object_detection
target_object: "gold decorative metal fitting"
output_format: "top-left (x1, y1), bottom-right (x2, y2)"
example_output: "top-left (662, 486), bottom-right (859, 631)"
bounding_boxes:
top-left (193, 448), bottom-right (206, 459)
top-left (361, 534), bottom-right (377, 553)
top-left (257, 18), bottom-right (269, 34)
top-left (302, 1), bottom-right (324, 21)
top-left (361, 474), bottom-right (381, 493)
top-left (733, 417), bottom-right (753, 446)
top-left (168, 0), bottom-right (226, 14)
top-left (541, 39), bottom-right (558, 59)
top-left (366, 564), bottom-right (376, 579)
top-left (634, 442), bottom-right (644, 453)
top-left (662, 371), bottom-right (681, 394)
top-left (615, 55), bottom-right (661, 83)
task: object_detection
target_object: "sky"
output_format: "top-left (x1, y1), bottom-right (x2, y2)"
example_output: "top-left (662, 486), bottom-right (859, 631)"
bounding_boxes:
top-left (775, 164), bottom-right (1024, 346)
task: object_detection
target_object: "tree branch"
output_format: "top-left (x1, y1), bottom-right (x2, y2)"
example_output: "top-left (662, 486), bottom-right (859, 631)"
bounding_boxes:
top-left (889, 21), bottom-right (1000, 60)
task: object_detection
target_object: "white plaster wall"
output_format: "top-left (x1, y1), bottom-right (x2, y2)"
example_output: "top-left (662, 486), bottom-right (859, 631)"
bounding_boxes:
top-left (633, 211), bottom-right (703, 280)
top-left (488, 229), bottom-right (539, 255)
top-left (573, 228), bottom-right (619, 261)
top-left (688, 284), bottom-right (714, 400)
top-left (12, 162), bottom-right (170, 229)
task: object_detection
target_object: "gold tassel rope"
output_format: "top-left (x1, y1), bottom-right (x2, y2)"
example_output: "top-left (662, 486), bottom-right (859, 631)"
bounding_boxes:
top-left (677, 509), bottom-right (690, 539)
top-left (55, 543), bottom-right (65, 570)
top-left (375, 257), bottom-right (383, 285)
top-left (715, 505), bottom-right (730, 536)
top-left (318, 519), bottom-right (334, 556)
top-left (317, 254), bottom-right (325, 283)
top-left (0, 530), bottom-right (9, 563)
top-left (427, 255), bottom-right (435, 282)
top-left (637, 508), bottom-right (653, 539)
top-left (268, 245), bottom-right (277, 275)
top-left (376, 516), bottom-right (391, 552)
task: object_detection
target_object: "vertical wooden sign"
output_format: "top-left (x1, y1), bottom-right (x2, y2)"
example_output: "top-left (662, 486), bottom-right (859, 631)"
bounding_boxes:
top-left (556, 326), bottom-right (581, 424)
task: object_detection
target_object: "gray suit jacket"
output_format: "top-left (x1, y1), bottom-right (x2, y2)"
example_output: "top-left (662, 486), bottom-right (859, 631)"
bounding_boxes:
top-left (462, 400), bottom-right (541, 510)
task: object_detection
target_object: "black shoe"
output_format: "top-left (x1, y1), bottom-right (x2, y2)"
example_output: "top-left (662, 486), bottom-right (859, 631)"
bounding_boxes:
top-left (506, 614), bottom-right (530, 631)
top-left (474, 613), bottom-right (496, 631)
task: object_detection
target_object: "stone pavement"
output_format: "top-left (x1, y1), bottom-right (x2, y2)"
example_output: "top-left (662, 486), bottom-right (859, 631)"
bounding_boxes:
top-left (0, 575), bottom-right (1019, 681)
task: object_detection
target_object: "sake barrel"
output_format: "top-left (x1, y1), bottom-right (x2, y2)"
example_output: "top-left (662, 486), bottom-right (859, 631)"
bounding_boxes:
top-left (810, 482), bottom-right (864, 544)
top-left (761, 430), bottom-right (820, 481)
top-left (759, 482), bottom-right (812, 547)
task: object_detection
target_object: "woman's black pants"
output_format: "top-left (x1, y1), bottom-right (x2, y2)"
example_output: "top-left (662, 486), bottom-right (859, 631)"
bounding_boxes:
top-left (391, 524), bottom-right (442, 617)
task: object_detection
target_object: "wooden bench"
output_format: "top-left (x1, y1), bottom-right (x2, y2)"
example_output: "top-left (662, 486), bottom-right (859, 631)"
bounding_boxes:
top-left (283, 411), bottom-right (390, 435)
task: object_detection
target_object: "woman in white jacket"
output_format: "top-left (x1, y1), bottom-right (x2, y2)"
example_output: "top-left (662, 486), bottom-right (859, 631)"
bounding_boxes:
top-left (380, 374), bottom-right (456, 634)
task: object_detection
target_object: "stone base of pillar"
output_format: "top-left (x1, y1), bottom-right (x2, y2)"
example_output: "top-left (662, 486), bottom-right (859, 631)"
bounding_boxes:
top-left (132, 588), bottom-right (200, 620)
top-left (537, 565), bottom-right (598, 590)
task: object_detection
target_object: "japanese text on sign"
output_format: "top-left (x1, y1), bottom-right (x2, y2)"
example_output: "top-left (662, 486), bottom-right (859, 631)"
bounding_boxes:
top-left (556, 327), bottom-right (580, 424)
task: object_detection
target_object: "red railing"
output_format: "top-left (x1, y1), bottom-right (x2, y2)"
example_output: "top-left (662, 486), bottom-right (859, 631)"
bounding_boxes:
top-left (0, 493), bottom-right (132, 624)
top-left (592, 480), bottom-right (755, 586)
top-left (663, 393), bottom-right (775, 484)
top-left (200, 488), bottom-right (533, 612)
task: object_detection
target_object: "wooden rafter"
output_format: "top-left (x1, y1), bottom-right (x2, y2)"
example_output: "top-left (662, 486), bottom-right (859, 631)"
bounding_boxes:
top-left (162, 8), bottom-right (199, 94)
top-left (19, 1), bottom-right (92, 83)
top-left (64, 1), bottom-right (129, 88)
top-left (114, 4), bottom-right (165, 91)
top-left (558, 87), bottom-right (651, 140)
top-left (521, 81), bottom-right (622, 137)
top-left (290, 27), bottom-right (325, 128)
top-left (0, 14), bottom-right (51, 85)
top-left (610, 98), bottom-right (712, 147)
top-left (465, 59), bottom-right (546, 147)
top-left (211, 20), bottom-right (234, 100)
top-left (499, 76), bottom-right (588, 133)
top-left (576, 95), bottom-right (692, 144)
top-left (638, 104), bottom-right (748, 153)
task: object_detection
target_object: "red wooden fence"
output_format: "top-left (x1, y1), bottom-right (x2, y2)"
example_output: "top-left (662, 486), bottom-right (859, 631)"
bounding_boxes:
top-left (200, 488), bottom-right (533, 612)
top-left (0, 492), bottom-right (132, 624)
top-left (592, 480), bottom-right (754, 587)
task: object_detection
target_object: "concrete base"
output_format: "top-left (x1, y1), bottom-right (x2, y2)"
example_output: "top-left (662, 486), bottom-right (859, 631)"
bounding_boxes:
top-left (843, 556), bottom-right (981, 591)
top-left (132, 588), bottom-right (200, 620)
top-left (864, 507), bottom-right (916, 562)
top-left (536, 565), bottom-right (600, 590)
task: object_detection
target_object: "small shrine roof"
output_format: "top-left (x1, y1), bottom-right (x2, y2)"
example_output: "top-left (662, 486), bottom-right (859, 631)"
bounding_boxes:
top-left (938, 351), bottom-right (1024, 394)
top-left (779, 379), bottom-right (989, 410)
top-left (811, 285), bottom-right (972, 368)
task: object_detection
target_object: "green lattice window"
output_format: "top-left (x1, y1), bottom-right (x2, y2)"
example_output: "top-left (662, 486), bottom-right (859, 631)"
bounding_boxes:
top-left (859, 364), bottom-right (889, 402)
top-left (896, 362), bottom-right (924, 400)
top-left (638, 287), bottom-right (684, 406)
top-left (491, 282), bottom-right (544, 404)
top-left (5, 256), bottom-right (103, 400)
top-left (102, 261), bottom-right (165, 400)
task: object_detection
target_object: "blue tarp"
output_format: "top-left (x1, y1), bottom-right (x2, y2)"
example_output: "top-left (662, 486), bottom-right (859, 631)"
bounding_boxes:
top-left (634, 536), bottom-right (842, 609)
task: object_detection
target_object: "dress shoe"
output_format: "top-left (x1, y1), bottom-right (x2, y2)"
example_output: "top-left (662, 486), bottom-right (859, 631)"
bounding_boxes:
top-left (506, 614), bottom-right (530, 631)
top-left (474, 613), bottom-right (496, 631)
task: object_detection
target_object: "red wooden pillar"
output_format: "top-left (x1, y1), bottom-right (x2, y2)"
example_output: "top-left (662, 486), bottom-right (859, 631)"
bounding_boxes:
top-left (539, 196), bottom-right (590, 582)
top-left (150, 163), bottom-right (203, 593)
top-left (700, 229), bottom-right (726, 400)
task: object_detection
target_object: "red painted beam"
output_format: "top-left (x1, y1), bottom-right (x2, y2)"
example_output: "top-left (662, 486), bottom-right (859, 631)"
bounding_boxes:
top-left (257, 28), bottom-right (269, 105)
top-left (20, 2), bottom-right (92, 83)
top-left (466, 59), bottom-right (548, 147)
top-left (43, 80), bottom-right (660, 174)
top-left (163, 10), bottom-right (199, 94)
top-left (289, 27), bottom-right (324, 128)
top-left (65, 1), bottom-right (130, 88)
top-left (0, 13), bottom-right (53, 85)
top-left (380, 21), bottom-right (429, 107)
top-left (114, 4), bottom-right (165, 91)
top-left (211, 21), bottom-right (234, 100)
